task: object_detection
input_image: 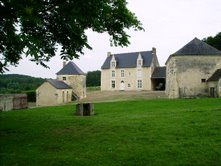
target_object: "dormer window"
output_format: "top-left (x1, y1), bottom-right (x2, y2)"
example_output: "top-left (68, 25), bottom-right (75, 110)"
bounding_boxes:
top-left (138, 60), bottom-right (142, 66)
top-left (111, 61), bottom-right (116, 68)
top-left (110, 55), bottom-right (116, 68)
top-left (137, 53), bottom-right (143, 67)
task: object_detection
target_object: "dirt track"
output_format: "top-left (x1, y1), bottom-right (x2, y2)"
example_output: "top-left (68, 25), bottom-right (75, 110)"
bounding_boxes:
top-left (79, 90), bottom-right (167, 103)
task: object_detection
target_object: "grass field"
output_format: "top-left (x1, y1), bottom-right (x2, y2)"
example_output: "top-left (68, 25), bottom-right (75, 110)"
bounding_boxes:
top-left (1, 98), bottom-right (221, 165)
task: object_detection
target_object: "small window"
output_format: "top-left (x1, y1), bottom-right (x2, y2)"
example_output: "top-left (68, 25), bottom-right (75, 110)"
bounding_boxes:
top-left (111, 80), bottom-right (115, 88)
top-left (111, 61), bottom-right (116, 68)
top-left (63, 77), bottom-right (66, 80)
top-left (112, 70), bottom-right (115, 77)
top-left (201, 79), bottom-right (206, 83)
top-left (138, 60), bottom-right (142, 66)
top-left (121, 70), bottom-right (124, 77)
top-left (137, 80), bottom-right (142, 89)
top-left (128, 84), bottom-right (131, 87)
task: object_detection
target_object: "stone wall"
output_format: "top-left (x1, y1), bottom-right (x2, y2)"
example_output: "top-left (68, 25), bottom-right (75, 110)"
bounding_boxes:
top-left (0, 94), bottom-right (27, 111)
top-left (166, 56), bottom-right (221, 98)
top-left (36, 82), bottom-right (73, 106)
top-left (57, 75), bottom-right (86, 99)
top-left (36, 82), bottom-right (57, 106)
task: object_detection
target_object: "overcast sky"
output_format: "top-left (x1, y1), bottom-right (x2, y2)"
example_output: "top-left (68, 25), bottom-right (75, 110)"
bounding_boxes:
top-left (5, 0), bottom-right (221, 78)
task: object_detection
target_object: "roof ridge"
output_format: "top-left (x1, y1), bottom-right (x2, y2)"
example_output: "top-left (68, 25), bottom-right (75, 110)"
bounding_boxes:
top-left (112, 50), bottom-right (152, 56)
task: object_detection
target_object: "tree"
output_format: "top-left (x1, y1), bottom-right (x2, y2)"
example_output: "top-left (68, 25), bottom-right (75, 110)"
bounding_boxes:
top-left (86, 70), bottom-right (101, 87)
top-left (203, 32), bottom-right (221, 51)
top-left (0, 0), bottom-right (143, 72)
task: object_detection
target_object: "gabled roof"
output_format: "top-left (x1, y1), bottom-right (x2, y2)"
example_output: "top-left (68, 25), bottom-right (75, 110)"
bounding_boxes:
top-left (101, 51), bottom-right (154, 69)
top-left (173, 38), bottom-right (221, 56)
top-left (57, 61), bottom-right (85, 75)
top-left (207, 69), bottom-right (221, 82)
top-left (47, 79), bottom-right (72, 89)
top-left (151, 67), bottom-right (166, 79)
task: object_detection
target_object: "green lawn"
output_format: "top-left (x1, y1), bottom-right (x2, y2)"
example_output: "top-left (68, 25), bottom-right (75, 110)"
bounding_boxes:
top-left (0, 98), bottom-right (221, 166)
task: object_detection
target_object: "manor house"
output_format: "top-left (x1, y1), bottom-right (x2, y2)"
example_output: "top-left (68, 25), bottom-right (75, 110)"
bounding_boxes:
top-left (101, 48), bottom-right (166, 91)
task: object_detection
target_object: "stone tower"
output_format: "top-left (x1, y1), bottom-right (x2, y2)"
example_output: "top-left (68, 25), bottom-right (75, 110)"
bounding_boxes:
top-left (56, 61), bottom-right (86, 99)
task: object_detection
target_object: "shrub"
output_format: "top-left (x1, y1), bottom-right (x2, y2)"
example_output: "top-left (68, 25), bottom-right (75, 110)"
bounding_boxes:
top-left (25, 90), bottom-right (36, 102)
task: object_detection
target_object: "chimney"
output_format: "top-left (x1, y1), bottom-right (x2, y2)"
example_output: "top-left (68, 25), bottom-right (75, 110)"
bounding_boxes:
top-left (63, 61), bottom-right (66, 67)
top-left (152, 47), bottom-right (156, 55)
top-left (107, 52), bottom-right (111, 57)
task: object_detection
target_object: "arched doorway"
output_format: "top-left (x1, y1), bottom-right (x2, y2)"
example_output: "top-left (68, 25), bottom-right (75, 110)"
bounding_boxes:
top-left (120, 81), bottom-right (125, 91)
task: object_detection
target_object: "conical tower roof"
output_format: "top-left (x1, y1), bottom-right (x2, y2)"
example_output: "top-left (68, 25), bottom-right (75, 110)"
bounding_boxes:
top-left (56, 61), bottom-right (85, 75)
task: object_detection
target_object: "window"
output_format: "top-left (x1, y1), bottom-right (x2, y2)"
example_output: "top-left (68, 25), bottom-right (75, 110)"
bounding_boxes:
top-left (111, 61), bottom-right (116, 68)
top-left (137, 69), bottom-right (142, 77)
top-left (128, 84), bottom-right (131, 87)
top-left (63, 77), bottom-right (66, 80)
top-left (137, 80), bottom-right (142, 89)
top-left (67, 91), bottom-right (69, 101)
top-left (111, 80), bottom-right (115, 88)
top-left (137, 60), bottom-right (142, 66)
top-left (201, 79), bottom-right (206, 83)
top-left (112, 70), bottom-right (115, 77)
top-left (121, 70), bottom-right (124, 77)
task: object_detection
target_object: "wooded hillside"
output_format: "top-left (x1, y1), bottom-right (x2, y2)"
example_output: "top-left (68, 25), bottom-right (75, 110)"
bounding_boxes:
top-left (0, 74), bottom-right (45, 93)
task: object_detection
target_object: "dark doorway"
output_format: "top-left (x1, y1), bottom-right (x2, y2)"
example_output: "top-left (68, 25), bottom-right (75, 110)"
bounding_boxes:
top-left (210, 87), bottom-right (215, 97)
top-left (152, 78), bottom-right (165, 90)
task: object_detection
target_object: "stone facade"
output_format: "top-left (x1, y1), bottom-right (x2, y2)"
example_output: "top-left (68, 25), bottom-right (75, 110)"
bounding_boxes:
top-left (101, 67), bottom-right (154, 91)
top-left (166, 38), bottom-right (221, 98)
top-left (166, 56), bottom-right (221, 98)
top-left (36, 82), bottom-right (73, 106)
top-left (57, 75), bottom-right (86, 99)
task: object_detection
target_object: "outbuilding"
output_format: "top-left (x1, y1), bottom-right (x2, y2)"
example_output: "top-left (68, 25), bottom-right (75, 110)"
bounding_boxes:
top-left (36, 79), bottom-right (73, 106)
top-left (207, 69), bottom-right (221, 97)
top-left (166, 38), bottom-right (221, 98)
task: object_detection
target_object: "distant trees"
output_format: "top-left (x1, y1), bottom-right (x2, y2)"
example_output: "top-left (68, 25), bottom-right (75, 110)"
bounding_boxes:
top-left (203, 32), bottom-right (221, 51)
top-left (86, 70), bottom-right (101, 87)
top-left (0, 74), bottom-right (45, 93)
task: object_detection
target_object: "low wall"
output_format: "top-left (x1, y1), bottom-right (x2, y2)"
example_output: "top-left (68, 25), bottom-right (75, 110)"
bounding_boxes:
top-left (0, 94), bottom-right (28, 111)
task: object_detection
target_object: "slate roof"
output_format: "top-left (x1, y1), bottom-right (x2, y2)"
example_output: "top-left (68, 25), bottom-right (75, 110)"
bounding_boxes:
top-left (166, 38), bottom-right (221, 64)
top-left (57, 61), bottom-right (85, 75)
top-left (101, 51), bottom-right (154, 69)
top-left (47, 79), bottom-right (72, 89)
top-left (151, 67), bottom-right (166, 79)
top-left (207, 69), bottom-right (221, 81)
top-left (172, 38), bottom-right (221, 56)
